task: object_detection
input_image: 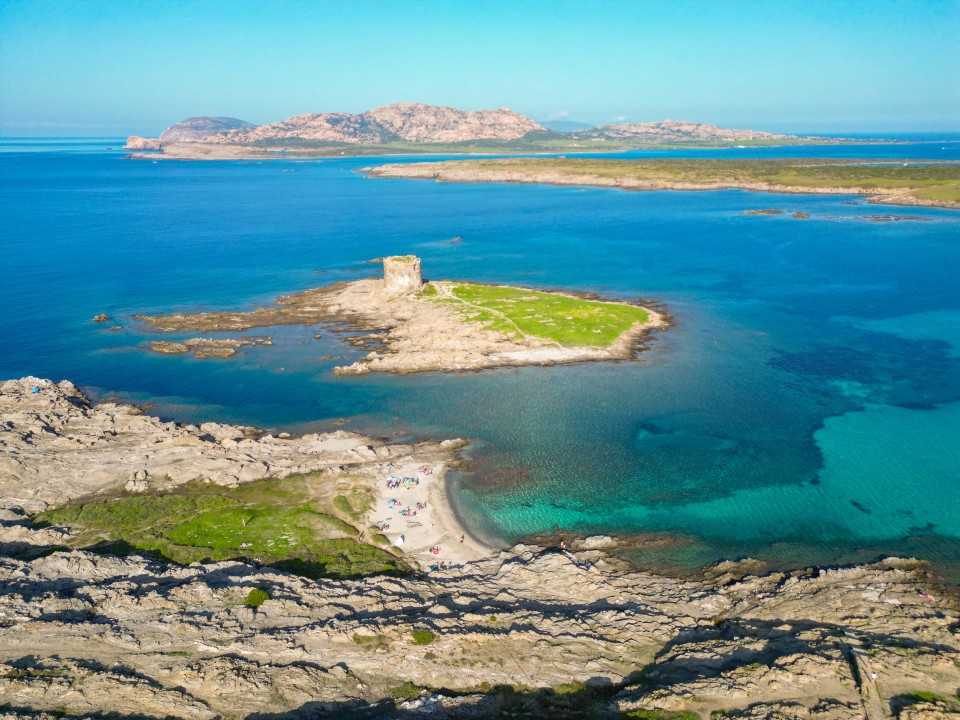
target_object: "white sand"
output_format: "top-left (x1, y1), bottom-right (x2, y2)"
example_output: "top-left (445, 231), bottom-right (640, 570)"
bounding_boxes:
top-left (367, 456), bottom-right (493, 571)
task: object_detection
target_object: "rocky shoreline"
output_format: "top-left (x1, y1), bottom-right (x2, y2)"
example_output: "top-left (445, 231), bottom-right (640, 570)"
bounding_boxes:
top-left (136, 273), bottom-right (667, 376)
top-left (364, 161), bottom-right (960, 211)
top-left (1, 377), bottom-right (960, 718)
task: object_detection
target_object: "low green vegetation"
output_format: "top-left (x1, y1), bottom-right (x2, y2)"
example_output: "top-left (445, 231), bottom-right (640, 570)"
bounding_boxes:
top-left (388, 681), bottom-right (423, 701)
top-left (411, 629), bottom-right (435, 645)
top-left (435, 282), bottom-right (649, 347)
top-left (244, 588), bottom-right (270, 608)
top-left (255, 133), bottom-right (841, 158)
top-left (423, 158), bottom-right (960, 205)
top-left (896, 690), bottom-right (960, 706)
top-left (332, 490), bottom-right (373, 522)
top-left (34, 475), bottom-right (407, 580)
top-left (353, 633), bottom-right (391, 647)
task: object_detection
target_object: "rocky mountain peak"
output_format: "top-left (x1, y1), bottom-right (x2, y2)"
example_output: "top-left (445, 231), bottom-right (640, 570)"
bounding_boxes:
top-left (196, 103), bottom-right (545, 145)
top-left (361, 102), bottom-right (545, 143)
top-left (158, 116), bottom-right (257, 143)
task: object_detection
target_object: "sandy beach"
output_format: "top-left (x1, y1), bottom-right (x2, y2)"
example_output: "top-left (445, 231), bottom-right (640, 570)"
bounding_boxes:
top-left (366, 453), bottom-right (493, 570)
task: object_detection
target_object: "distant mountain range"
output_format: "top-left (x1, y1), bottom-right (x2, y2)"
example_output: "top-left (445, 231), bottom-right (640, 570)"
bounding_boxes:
top-left (199, 103), bottom-right (543, 145)
top-left (125, 103), bottom-right (801, 151)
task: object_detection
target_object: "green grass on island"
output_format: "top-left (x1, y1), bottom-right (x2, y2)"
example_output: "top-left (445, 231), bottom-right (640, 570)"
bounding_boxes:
top-left (416, 158), bottom-right (960, 205)
top-left (426, 282), bottom-right (651, 347)
top-left (34, 475), bottom-right (407, 580)
top-left (252, 133), bottom-right (839, 158)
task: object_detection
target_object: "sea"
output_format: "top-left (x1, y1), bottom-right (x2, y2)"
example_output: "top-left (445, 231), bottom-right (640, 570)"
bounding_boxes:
top-left (2, 135), bottom-right (959, 578)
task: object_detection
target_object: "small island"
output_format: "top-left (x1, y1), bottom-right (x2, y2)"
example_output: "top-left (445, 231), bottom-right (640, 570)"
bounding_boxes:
top-left (138, 256), bottom-right (666, 374)
top-left (365, 157), bottom-right (960, 209)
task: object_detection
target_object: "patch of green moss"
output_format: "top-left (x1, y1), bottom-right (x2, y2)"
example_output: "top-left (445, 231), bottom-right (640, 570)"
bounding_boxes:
top-left (388, 681), bottom-right (423, 700)
top-left (33, 476), bottom-right (408, 581)
top-left (244, 588), bottom-right (270, 608)
top-left (411, 629), bottom-right (435, 645)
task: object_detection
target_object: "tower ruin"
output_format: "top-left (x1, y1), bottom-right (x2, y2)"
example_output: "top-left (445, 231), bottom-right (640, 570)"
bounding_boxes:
top-left (382, 255), bottom-right (423, 296)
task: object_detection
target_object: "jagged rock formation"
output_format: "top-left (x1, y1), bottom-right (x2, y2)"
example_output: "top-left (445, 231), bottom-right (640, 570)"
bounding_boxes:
top-left (204, 103), bottom-right (545, 145)
top-left (122, 135), bottom-right (163, 150)
top-left (0, 377), bottom-right (439, 515)
top-left (158, 116), bottom-right (257, 143)
top-left (0, 542), bottom-right (957, 718)
top-left (1, 378), bottom-right (959, 718)
top-left (575, 119), bottom-right (792, 143)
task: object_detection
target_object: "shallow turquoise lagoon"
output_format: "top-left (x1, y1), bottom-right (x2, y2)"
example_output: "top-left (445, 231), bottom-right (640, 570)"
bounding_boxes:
top-left (2, 140), bottom-right (959, 576)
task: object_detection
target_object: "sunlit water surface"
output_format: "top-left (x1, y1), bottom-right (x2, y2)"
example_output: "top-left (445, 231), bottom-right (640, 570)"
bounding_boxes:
top-left (2, 137), bottom-right (959, 577)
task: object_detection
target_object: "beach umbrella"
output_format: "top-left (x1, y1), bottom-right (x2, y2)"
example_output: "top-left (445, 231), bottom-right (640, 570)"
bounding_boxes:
top-left (393, 535), bottom-right (405, 547)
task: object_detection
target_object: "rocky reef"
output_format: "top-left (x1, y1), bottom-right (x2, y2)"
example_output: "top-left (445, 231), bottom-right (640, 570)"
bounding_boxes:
top-left (1, 378), bottom-right (959, 718)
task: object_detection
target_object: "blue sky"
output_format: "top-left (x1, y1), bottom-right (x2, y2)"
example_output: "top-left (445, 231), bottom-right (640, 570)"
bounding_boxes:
top-left (1, 0), bottom-right (957, 136)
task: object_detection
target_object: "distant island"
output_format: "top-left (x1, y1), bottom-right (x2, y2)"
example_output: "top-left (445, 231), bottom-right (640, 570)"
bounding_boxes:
top-left (136, 255), bottom-right (666, 374)
top-left (124, 102), bottom-right (855, 160)
top-left (365, 157), bottom-right (960, 209)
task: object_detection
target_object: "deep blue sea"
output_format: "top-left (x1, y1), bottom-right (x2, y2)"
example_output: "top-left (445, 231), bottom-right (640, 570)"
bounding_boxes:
top-left (2, 137), bottom-right (959, 577)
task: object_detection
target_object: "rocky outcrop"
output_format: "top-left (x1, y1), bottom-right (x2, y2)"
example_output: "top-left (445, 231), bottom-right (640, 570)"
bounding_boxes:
top-left (206, 102), bottom-right (546, 145)
top-left (364, 102), bottom-right (545, 143)
top-left (158, 116), bottom-right (257, 143)
top-left (146, 336), bottom-right (272, 359)
top-left (0, 377), bottom-right (436, 515)
top-left (0, 379), bottom-right (958, 718)
top-left (575, 119), bottom-right (793, 143)
top-left (122, 135), bottom-right (162, 151)
top-left (0, 543), bottom-right (956, 718)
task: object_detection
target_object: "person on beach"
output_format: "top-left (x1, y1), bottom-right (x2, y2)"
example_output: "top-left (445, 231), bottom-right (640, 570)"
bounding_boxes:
top-left (459, 534), bottom-right (464, 544)
top-left (559, 538), bottom-right (567, 551)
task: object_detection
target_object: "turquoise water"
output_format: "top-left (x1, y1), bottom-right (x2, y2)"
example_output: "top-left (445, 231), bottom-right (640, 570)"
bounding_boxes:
top-left (2, 138), bottom-right (959, 576)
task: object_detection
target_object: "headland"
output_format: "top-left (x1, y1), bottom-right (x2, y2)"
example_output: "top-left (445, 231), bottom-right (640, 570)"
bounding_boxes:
top-left (365, 157), bottom-right (960, 210)
top-left (2, 377), bottom-right (959, 718)
top-left (136, 256), bottom-right (667, 375)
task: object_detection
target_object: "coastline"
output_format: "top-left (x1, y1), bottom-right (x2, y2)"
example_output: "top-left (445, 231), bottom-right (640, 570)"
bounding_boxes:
top-left (122, 137), bottom-right (905, 162)
top-left (364, 159), bottom-right (960, 210)
top-left (4, 377), bottom-right (960, 718)
top-left (136, 277), bottom-right (668, 376)
top-left (365, 445), bottom-right (495, 570)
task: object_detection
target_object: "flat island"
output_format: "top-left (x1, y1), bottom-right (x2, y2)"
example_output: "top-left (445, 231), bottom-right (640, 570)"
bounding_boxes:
top-left (138, 255), bottom-right (666, 374)
top-left (366, 157), bottom-right (960, 209)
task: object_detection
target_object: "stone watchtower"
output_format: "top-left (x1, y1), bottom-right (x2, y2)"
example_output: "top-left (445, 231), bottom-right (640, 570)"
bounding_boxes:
top-left (382, 255), bottom-right (423, 296)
